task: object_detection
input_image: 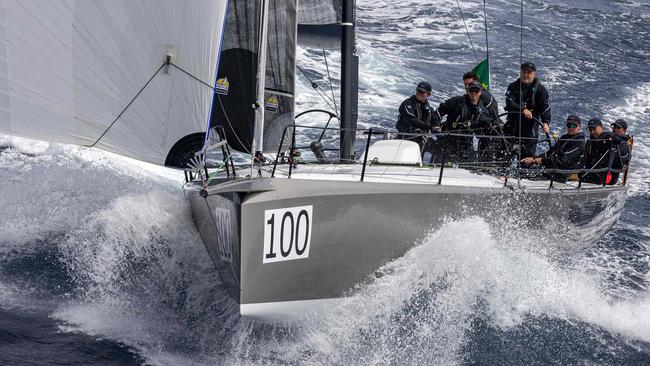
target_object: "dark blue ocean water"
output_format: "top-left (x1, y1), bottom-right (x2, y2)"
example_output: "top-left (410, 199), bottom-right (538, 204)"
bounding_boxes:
top-left (2, 0), bottom-right (650, 364)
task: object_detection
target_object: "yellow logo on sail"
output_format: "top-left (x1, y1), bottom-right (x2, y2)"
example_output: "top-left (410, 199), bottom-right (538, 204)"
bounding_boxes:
top-left (265, 95), bottom-right (279, 112)
top-left (216, 77), bottom-right (229, 95)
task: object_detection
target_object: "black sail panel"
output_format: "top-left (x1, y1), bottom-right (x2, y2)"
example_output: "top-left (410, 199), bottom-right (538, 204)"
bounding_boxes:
top-left (297, 0), bottom-right (341, 49)
top-left (210, 0), bottom-right (299, 154)
top-left (298, 0), bottom-right (341, 24)
top-left (262, 0), bottom-right (298, 153)
top-left (210, 0), bottom-right (261, 153)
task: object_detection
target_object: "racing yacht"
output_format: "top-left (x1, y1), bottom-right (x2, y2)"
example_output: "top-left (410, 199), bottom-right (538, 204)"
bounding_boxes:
top-left (0, 0), bottom-right (627, 322)
top-left (185, 0), bottom-right (628, 320)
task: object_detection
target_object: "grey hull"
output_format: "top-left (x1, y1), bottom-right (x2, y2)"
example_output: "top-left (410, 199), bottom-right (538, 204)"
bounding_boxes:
top-left (187, 174), bottom-right (626, 320)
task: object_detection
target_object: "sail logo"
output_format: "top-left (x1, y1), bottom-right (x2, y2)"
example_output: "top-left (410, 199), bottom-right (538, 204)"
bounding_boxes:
top-left (265, 95), bottom-right (279, 112)
top-left (216, 77), bottom-right (229, 95)
top-left (215, 208), bottom-right (232, 262)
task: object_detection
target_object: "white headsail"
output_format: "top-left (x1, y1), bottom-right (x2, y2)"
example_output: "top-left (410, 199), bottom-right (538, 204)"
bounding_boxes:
top-left (0, 0), bottom-right (228, 166)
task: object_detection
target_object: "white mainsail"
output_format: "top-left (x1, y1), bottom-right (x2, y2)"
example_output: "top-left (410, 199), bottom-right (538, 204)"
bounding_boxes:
top-left (0, 0), bottom-right (228, 166)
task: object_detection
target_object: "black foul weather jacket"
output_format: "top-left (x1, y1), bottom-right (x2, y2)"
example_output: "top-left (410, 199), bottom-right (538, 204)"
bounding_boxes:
top-left (585, 132), bottom-right (626, 169)
top-left (613, 134), bottom-right (631, 165)
top-left (436, 95), bottom-right (492, 131)
top-left (504, 78), bottom-right (551, 138)
top-left (583, 131), bottom-right (628, 184)
top-left (396, 96), bottom-right (440, 133)
top-left (479, 90), bottom-right (501, 124)
top-left (539, 132), bottom-right (586, 170)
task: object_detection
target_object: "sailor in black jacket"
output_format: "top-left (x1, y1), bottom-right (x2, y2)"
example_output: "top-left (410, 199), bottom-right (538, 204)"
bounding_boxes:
top-left (396, 81), bottom-right (440, 153)
top-left (611, 118), bottom-right (632, 165)
top-left (436, 80), bottom-right (493, 161)
top-left (463, 71), bottom-right (501, 125)
top-left (521, 115), bottom-right (585, 182)
top-left (396, 81), bottom-right (439, 133)
top-left (582, 118), bottom-right (626, 185)
top-left (608, 118), bottom-right (632, 184)
top-left (438, 80), bottom-right (492, 131)
top-left (504, 62), bottom-right (551, 158)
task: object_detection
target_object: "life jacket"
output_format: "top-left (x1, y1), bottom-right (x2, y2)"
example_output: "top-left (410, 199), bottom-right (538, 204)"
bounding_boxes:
top-left (449, 96), bottom-right (490, 131)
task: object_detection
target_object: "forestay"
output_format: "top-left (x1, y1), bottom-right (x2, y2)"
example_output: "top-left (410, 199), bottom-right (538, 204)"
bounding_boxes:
top-left (0, 0), bottom-right (228, 166)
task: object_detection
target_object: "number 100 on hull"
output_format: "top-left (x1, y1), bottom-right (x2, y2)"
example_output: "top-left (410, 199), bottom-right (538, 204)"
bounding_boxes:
top-left (263, 205), bottom-right (313, 264)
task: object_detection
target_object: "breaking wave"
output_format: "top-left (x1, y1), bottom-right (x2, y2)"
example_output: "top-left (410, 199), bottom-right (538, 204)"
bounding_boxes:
top-left (1, 132), bottom-right (649, 365)
top-left (2, 0), bottom-right (650, 364)
top-left (52, 208), bottom-right (650, 364)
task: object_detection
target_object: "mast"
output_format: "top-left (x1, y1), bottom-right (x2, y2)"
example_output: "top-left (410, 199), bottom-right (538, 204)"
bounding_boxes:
top-left (340, 0), bottom-right (358, 162)
top-left (253, 0), bottom-right (271, 160)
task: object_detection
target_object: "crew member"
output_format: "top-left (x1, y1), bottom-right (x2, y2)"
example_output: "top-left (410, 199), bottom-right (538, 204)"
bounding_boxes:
top-left (611, 118), bottom-right (631, 163)
top-left (463, 71), bottom-right (500, 124)
top-left (612, 118), bottom-right (629, 138)
top-left (463, 71), bottom-right (507, 161)
top-left (396, 81), bottom-right (440, 151)
top-left (521, 115), bottom-right (585, 182)
top-left (504, 62), bottom-right (551, 158)
top-left (582, 118), bottom-right (625, 185)
top-left (610, 118), bottom-right (632, 183)
top-left (436, 80), bottom-right (492, 161)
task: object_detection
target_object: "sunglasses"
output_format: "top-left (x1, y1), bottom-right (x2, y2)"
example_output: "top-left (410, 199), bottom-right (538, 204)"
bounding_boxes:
top-left (566, 123), bottom-right (578, 128)
top-left (468, 88), bottom-right (481, 93)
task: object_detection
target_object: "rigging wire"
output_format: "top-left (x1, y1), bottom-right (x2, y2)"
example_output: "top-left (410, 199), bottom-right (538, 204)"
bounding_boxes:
top-left (171, 63), bottom-right (215, 89)
top-left (216, 94), bottom-right (253, 155)
top-left (296, 64), bottom-right (338, 108)
top-left (483, 0), bottom-right (490, 61)
top-left (322, 49), bottom-right (340, 116)
top-left (88, 59), bottom-right (253, 156)
top-left (89, 63), bottom-right (166, 147)
top-left (174, 64), bottom-right (249, 151)
top-left (455, 0), bottom-right (479, 64)
top-left (518, 0), bottom-right (524, 187)
top-left (520, 0), bottom-right (524, 74)
top-left (296, 65), bottom-right (340, 113)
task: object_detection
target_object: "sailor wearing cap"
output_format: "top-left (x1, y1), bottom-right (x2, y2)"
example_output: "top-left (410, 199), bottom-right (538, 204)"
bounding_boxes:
top-left (611, 119), bottom-right (629, 137)
top-left (610, 118), bottom-right (632, 182)
top-left (396, 81), bottom-right (438, 133)
top-left (582, 118), bottom-right (627, 185)
top-left (504, 61), bottom-right (552, 158)
top-left (611, 119), bottom-right (631, 160)
top-left (436, 79), bottom-right (493, 161)
top-left (520, 115), bottom-right (586, 182)
top-left (462, 71), bottom-right (500, 124)
top-left (396, 81), bottom-right (441, 151)
top-left (437, 80), bottom-right (492, 129)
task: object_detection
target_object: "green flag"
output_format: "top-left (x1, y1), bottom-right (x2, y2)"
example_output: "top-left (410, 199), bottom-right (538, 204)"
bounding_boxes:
top-left (472, 58), bottom-right (490, 91)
